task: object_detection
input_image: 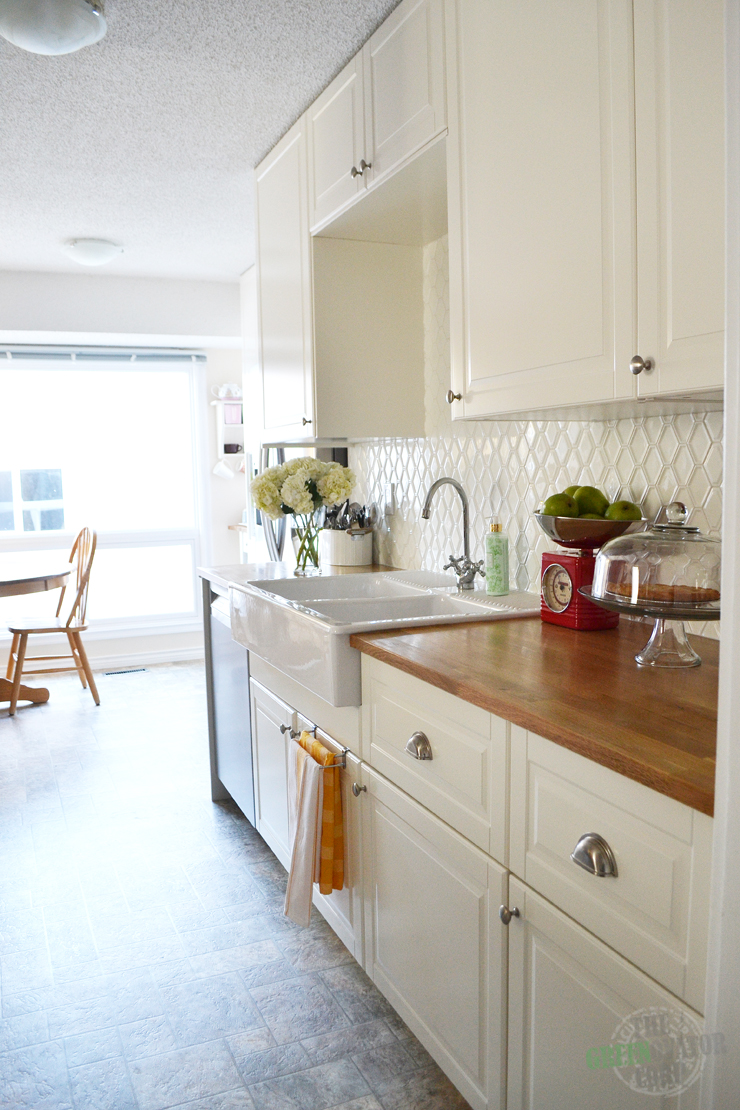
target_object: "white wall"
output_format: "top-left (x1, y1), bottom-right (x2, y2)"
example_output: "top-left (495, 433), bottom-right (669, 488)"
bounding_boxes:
top-left (0, 270), bottom-right (241, 348)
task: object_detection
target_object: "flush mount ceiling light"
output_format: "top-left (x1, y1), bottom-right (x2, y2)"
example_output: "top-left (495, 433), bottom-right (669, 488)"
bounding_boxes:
top-left (62, 238), bottom-right (123, 266)
top-left (0, 0), bottom-right (106, 55)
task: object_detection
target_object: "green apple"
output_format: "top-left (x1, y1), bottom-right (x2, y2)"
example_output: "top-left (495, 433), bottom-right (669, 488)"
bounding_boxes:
top-left (563, 485), bottom-right (580, 497)
top-left (573, 485), bottom-right (609, 517)
top-left (579, 513), bottom-right (605, 519)
top-left (605, 500), bottom-right (642, 521)
top-left (543, 493), bottom-right (579, 518)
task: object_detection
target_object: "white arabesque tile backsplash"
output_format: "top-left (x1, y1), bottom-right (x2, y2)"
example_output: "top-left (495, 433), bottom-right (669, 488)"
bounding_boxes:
top-left (349, 236), bottom-right (723, 639)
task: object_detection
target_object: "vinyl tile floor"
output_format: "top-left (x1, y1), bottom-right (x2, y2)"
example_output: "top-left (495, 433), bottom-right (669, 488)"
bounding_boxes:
top-left (0, 662), bottom-right (472, 1110)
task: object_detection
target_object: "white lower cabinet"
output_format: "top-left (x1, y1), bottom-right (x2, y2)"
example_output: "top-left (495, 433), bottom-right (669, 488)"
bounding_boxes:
top-left (507, 878), bottom-right (703, 1110)
top-left (249, 675), bottom-right (365, 960)
top-left (250, 678), bottom-right (293, 868)
top-left (361, 766), bottom-right (507, 1110)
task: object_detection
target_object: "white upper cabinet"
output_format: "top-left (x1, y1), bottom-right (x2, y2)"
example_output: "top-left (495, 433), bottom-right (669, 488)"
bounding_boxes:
top-left (255, 118), bottom-right (314, 440)
top-left (307, 55), bottom-right (367, 233)
top-left (364, 0), bottom-right (446, 186)
top-left (446, 0), bottom-right (725, 420)
top-left (633, 0), bottom-right (725, 397)
top-left (307, 0), bottom-right (446, 232)
top-left (446, 0), bottom-right (637, 419)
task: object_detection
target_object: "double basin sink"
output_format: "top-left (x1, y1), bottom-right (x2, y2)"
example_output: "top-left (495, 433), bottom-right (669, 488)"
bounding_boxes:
top-left (230, 570), bottom-right (539, 706)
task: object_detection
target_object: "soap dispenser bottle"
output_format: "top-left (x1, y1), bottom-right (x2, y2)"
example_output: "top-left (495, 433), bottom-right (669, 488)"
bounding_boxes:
top-left (485, 515), bottom-right (509, 596)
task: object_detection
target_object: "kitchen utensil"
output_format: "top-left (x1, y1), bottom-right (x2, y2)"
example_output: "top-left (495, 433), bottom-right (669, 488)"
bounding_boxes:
top-left (581, 502), bottom-right (721, 666)
top-left (533, 513), bottom-right (647, 630)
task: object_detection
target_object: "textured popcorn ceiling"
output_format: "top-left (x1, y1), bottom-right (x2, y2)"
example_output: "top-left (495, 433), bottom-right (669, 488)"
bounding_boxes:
top-left (350, 236), bottom-right (724, 639)
top-left (0, 0), bottom-right (400, 281)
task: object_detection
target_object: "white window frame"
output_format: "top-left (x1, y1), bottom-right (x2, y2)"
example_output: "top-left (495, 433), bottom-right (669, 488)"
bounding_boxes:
top-left (0, 349), bottom-right (211, 640)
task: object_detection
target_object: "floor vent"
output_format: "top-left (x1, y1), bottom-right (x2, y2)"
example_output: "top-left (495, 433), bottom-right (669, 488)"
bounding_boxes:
top-left (103, 668), bottom-right (147, 676)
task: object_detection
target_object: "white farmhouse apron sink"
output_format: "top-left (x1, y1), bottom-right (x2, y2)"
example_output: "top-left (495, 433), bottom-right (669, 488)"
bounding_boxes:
top-left (230, 570), bottom-right (539, 706)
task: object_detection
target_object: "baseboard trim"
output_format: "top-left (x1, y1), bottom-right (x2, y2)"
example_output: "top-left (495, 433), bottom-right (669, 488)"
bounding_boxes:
top-left (91, 647), bottom-right (206, 670)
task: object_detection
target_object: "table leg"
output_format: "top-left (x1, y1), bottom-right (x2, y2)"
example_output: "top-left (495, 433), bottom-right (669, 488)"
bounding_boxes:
top-left (0, 677), bottom-right (50, 705)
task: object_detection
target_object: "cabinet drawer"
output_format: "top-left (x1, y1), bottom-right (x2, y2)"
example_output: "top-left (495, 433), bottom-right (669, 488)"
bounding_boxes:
top-left (510, 728), bottom-right (712, 1012)
top-left (361, 656), bottom-right (508, 861)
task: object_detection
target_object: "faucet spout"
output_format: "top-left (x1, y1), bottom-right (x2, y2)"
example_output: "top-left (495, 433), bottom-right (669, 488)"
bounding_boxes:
top-left (421, 477), bottom-right (470, 559)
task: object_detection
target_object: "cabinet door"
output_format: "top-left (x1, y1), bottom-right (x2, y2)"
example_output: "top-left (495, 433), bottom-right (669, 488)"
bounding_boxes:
top-left (307, 55), bottom-right (367, 231)
top-left (364, 0), bottom-right (446, 186)
top-left (507, 879), bottom-right (703, 1109)
top-left (297, 718), bottom-right (365, 963)
top-left (446, 0), bottom-right (636, 418)
top-left (362, 767), bottom-right (506, 1110)
top-left (634, 0), bottom-right (725, 396)
top-left (249, 678), bottom-right (294, 868)
top-left (255, 118), bottom-right (314, 439)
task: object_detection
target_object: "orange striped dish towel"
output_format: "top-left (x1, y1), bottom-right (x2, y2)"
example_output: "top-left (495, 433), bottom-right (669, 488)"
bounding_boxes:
top-left (297, 731), bottom-right (344, 895)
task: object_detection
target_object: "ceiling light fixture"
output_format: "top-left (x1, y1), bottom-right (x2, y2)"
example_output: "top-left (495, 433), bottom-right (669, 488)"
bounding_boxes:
top-left (0, 0), bottom-right (106, 55)
top-left (62, 238), bottom-right (123, 266)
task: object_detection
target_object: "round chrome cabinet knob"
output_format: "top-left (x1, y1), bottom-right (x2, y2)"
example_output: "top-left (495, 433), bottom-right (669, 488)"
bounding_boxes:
top-left (446, 389), bottom-right (462, 403)
top-left (499, 905), bottom-right (520, 925)
top-left (630, 354), bottom-right (653, 376)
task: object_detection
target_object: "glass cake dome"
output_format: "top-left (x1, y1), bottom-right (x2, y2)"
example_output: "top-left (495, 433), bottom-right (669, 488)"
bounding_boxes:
top-left (584, 502), bottom-right (721, 667)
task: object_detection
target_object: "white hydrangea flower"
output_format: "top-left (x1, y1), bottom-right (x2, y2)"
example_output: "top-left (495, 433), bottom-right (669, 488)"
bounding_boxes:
top-left (317, 465), bottom-right (356, 506)
top-left (250, 465), bottom-right (287, 519)
top-left (280, 470), bottom-right (316, 515)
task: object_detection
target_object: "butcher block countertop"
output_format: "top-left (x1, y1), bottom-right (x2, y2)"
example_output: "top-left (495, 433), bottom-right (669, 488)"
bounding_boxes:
top-left (350, 618), bottom-right (719, 816)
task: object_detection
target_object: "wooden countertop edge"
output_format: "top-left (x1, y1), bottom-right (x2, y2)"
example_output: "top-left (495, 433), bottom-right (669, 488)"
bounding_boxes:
top-left (350, 634), bottom-right (715, 817)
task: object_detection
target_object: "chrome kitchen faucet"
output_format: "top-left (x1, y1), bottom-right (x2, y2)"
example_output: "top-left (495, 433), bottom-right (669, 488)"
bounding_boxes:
top-left (422, 478), bottom-right (484, 590)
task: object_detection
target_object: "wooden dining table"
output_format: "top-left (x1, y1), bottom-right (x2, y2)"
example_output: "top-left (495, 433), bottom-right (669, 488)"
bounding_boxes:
top-left (0, 557), bottom-right (71, 706)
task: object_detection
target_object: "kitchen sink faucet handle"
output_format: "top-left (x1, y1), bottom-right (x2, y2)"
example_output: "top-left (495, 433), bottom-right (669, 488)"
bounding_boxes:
top-left (444, 554), bottom-right (485, 591)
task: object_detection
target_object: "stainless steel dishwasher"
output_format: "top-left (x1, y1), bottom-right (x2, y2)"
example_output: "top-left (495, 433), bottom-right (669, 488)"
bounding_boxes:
top-left (203, 581), bottom-right (255, 825)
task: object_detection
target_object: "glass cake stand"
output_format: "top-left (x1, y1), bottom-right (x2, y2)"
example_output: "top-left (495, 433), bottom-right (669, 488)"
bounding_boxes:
top-left (578, 588), bottom-right (720, 668)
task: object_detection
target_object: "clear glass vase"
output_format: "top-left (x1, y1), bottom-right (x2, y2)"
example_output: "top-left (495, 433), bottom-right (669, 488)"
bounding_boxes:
top-left (292, 512), bottom-right (321, 576)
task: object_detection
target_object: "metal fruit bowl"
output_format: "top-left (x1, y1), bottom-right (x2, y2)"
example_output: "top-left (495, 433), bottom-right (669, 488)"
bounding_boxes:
top-left (534, 513), bottom-right (646, 550)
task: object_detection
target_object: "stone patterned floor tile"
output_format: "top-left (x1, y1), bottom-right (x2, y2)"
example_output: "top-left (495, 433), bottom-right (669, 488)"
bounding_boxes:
top-left (227, 1026), bottom-right (277, 1056)
top-left (372, 1064), bottom-right (472, 1110)
top-left (330, 1098), bottom-right (383, 1110)
top-left (249, 1058), bottom-right (369, 1110)
top-left (118, 1013), bottom-right (179, 1060)
top-left (301, 1020), bottom-right (397, 1067)
top-left (63, 1025), bottom-right (122, 1068)
top-left (159, 971), bottom-right (266, 1047)
top-left (0, 1009), bottom-right (49, 1053)
top-left (187, 939), bottom-right (283, 979)
top-left (277, 932), bottom-right (355, 974)
top-left (234, 1042), bottom-right (313, 1085)
top-left (128, 1040), bottom-right (246, 1110)
top-left (238, 958), bottom-right (300, 991)
top-left (249, 974), bottom-right (351, 1046)
top-left (68, 1055), bottom-right (138, 1110)
top-left (351, 1041), bottom-right (419, 1089)
top-left (319, 966), bottom-right (399, 1027)
top-left (0, 1039), bottom-right (73, 1109)
top-left (168, 1090), bottom-right (256, 1110)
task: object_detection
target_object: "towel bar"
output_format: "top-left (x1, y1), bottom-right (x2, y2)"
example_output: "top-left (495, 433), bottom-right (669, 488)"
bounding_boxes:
top-left (322, 748), bottom-right (349, 770)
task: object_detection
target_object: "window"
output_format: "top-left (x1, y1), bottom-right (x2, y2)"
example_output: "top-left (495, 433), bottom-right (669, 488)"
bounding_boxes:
top-left (0, 351), bottom-right (206, 633)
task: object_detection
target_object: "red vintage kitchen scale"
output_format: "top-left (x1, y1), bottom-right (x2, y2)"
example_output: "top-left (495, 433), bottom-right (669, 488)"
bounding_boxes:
top-left (533, 514), bottom-right (645, 630)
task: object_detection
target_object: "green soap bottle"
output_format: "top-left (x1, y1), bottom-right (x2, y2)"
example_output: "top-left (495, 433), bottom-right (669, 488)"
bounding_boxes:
top-left (485, 516), bottom-right (509, 596)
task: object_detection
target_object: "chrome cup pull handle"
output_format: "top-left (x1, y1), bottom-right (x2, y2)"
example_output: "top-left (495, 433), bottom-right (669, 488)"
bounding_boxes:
top-left (571, 833), bottom-right (618, 877)
top-left (405, 731), bottom-right (433, 760)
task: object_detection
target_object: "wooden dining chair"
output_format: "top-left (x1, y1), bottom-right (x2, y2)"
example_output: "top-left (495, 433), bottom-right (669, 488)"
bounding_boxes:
top-left (6, 528), bottom-right (100, 716)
